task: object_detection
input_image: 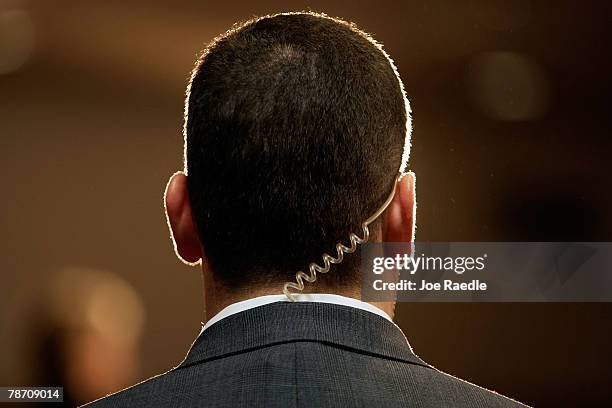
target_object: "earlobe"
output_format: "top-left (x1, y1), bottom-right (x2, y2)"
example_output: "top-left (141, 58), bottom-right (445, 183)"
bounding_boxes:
top-left (164, 171), bottom-right (203, 265)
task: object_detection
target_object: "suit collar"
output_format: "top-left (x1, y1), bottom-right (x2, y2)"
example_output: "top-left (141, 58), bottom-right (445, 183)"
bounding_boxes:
top-left (201, 294), bottom-right (392, 332)
top-left (178, 301), bottom-right (430, 370)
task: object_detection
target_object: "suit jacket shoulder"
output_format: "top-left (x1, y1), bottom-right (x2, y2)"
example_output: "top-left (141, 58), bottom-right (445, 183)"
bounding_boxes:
top-left (85, 302), bottom-right (528, 408)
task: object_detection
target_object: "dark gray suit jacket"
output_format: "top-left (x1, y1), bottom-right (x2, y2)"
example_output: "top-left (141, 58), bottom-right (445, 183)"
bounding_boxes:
top-left (86, 302), bottom-right (526, 407)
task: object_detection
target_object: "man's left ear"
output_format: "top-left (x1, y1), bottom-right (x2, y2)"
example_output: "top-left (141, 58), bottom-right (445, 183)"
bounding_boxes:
top-left (382, 172), bottom-right (416, 243)
top-left (164, 171), bottom-right (203, 264)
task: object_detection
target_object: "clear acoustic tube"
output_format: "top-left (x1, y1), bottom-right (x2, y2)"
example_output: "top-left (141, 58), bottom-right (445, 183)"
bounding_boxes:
top-left (283, 172), bottom-right (404, 301)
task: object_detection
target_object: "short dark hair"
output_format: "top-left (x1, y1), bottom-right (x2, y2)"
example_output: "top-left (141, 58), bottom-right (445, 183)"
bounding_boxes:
top-left (185, 12), bottom-right (410, 290)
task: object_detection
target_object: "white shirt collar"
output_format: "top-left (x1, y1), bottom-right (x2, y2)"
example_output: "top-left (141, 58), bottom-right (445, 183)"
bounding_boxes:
top-left (201, 293), bottom-right (392, 333)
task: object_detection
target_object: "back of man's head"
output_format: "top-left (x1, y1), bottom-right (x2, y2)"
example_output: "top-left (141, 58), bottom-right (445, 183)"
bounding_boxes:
top-left (185, 12), bottom-right (411, 291)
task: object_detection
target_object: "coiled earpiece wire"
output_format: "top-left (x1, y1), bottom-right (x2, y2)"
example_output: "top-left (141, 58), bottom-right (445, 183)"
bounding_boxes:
top-left (282, 172), bottom-right (406, 301)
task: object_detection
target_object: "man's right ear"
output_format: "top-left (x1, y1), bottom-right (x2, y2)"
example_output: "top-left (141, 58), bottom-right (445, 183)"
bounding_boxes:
top-left (164, 171), bottom-right (203, 265)
top-left (381, 171), bottom-right (416, 243)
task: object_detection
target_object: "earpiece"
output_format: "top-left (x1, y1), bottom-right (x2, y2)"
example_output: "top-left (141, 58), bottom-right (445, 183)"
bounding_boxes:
top-left (282, 173), bottom-right (404, 301)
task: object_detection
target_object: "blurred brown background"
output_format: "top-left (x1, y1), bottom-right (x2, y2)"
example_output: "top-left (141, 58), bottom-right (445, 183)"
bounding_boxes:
top-left (1, 0), bottom-right (611, 406)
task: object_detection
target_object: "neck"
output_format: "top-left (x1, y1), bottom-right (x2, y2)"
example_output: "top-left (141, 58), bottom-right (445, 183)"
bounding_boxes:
top-left (202, 271), bottom-right (395, 322)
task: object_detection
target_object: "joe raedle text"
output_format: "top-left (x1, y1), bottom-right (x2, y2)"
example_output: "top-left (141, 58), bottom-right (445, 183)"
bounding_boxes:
top-left (373, 279), bottom-right (487, 292)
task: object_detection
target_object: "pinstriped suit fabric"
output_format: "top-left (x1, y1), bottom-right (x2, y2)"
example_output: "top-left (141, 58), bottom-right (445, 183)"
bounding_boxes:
top-left (85, 302), bottom-right (526, 407)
